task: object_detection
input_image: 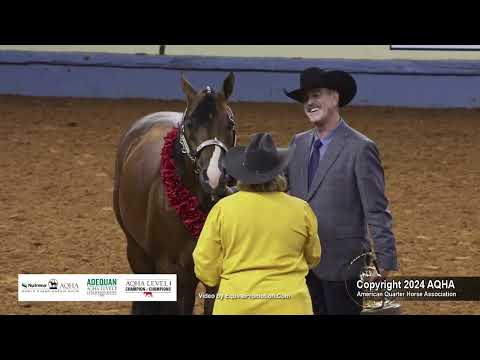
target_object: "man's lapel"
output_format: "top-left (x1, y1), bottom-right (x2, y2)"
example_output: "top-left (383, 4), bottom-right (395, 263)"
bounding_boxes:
top-left (307, 123), bottom-right (348, 201)
top-left (297, 129), bottom-right (315, 199)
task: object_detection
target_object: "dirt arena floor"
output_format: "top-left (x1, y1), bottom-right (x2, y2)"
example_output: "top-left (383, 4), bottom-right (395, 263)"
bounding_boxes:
top-left (1, 95), bottom-right (479, 315)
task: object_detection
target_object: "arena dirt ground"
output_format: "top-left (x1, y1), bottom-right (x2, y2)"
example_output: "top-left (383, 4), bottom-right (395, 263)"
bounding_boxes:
top-left (1, 95), bottom-right (479, 315)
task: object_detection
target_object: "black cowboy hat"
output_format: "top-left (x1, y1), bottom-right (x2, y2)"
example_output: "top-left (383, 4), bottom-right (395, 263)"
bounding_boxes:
top-left (284, 67), bottom-right (357, 107)
top-left (225, 133), bottom-right (295, 185)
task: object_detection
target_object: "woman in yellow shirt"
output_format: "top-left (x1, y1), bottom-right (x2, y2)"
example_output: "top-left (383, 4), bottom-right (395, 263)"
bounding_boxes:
top-left (193, 133), bottom-right (321, 315)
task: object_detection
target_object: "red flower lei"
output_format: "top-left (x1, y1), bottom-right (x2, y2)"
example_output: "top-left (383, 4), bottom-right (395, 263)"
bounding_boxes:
top-left (160, 127), bottom-right (207, 240)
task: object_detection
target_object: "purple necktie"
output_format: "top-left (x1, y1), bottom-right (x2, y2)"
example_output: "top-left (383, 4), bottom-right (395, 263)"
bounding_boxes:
top-left (308, 139), bottom-right (323, 190)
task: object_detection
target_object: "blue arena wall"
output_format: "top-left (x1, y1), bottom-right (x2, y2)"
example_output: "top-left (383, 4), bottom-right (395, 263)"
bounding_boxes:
top-left (1, 50), bottom-right (480, 108)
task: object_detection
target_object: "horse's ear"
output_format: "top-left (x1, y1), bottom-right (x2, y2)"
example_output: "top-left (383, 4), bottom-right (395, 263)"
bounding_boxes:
top-left (181, 73), bottom-right (197, 105)
top-left (220, 72), bottom-right (235, 101)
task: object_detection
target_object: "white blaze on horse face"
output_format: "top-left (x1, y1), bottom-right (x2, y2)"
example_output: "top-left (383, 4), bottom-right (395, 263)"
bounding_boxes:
top-left (206, 146), bottom-right (222, 189)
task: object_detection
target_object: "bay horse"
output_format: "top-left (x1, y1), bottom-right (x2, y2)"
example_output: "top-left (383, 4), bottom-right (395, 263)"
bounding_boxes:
top-left (113, 73), bottom-right (237, 314)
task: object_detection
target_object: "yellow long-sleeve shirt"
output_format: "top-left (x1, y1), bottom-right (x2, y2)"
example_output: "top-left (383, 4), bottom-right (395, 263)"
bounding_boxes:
top-left (193, 191), bottom-right (321, 315)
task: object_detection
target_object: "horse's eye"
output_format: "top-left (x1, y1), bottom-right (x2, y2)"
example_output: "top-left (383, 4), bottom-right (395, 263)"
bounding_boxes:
top-left (186, 121), bottom-right (193, 130)
top-left (227, 120), bottom-right (235, 130)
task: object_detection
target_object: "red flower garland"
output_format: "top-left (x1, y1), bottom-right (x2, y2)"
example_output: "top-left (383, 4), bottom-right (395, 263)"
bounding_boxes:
top-left (160, 127), bottom-right (207, 240)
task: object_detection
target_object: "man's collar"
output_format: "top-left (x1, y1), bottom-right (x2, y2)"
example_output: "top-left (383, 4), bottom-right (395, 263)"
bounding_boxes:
top-left (314, 118), bottom-right (344, 143)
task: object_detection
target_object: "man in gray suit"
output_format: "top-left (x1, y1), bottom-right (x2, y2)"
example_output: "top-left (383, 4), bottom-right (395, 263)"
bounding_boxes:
top-left (284, 67), bottom-right (399, 315)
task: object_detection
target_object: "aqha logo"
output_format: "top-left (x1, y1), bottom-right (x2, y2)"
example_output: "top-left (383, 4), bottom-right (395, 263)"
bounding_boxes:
top-left (59, 282), bottom-right (79, 291)
top-left (144, 292), bottom-right (153, 298)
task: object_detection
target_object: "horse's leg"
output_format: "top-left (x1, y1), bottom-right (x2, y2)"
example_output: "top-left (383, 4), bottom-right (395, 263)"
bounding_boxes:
top-left (127, 234), bottom-right (177, 315)
top-left (175, 268), bottom-right (198, 315)
top-left (142, 179), bottom-right (179, 315)
top-left (126, 235), bottom-right (166, 315)
top-left (204, 285), bottom-right (219, 315)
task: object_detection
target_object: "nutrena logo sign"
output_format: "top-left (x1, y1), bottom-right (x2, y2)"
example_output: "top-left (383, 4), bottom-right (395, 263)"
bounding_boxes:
top-left (18, 274), bottom-right (177, 302)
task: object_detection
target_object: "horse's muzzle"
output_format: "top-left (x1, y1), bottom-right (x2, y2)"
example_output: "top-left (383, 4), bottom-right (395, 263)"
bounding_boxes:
top-left (199, 168), bottom-right (234, 203)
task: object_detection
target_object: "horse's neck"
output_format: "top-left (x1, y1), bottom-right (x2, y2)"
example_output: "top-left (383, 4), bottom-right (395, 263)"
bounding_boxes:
top-left (173, 138), bottom-right (213, 212)
top-left (173, 138), bottom-right (193, 187)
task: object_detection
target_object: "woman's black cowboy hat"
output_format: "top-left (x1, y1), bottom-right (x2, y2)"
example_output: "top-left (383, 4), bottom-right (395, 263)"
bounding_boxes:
top-left (284, 67), bottom-right (357, 107)
top-left (225, 133), bottom-right (295, 185)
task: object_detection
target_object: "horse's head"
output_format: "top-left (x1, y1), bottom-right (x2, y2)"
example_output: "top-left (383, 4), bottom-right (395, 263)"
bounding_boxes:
top-left (179, 72), bottom-right (237, 206)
